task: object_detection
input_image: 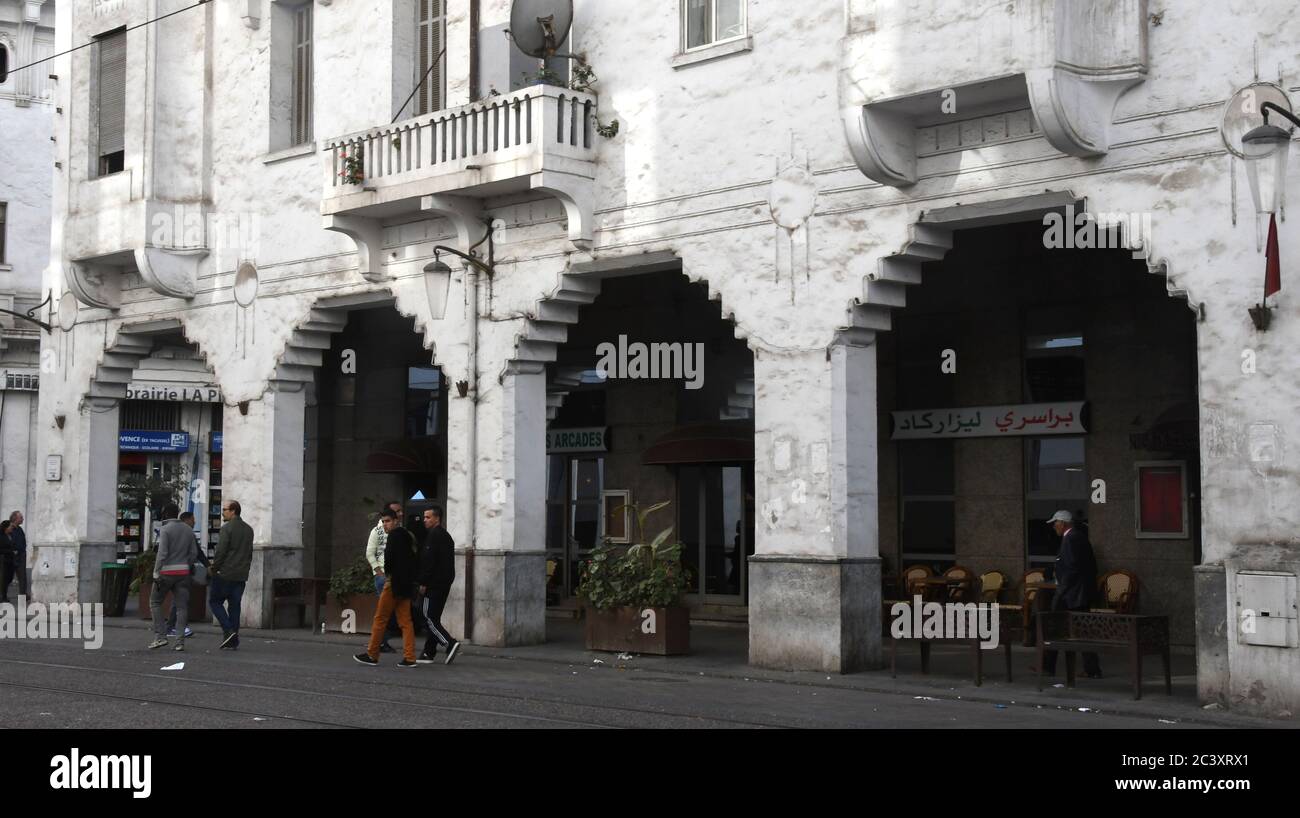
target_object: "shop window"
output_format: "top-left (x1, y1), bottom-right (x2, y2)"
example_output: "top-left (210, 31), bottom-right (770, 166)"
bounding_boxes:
top-left (1024, 329), bottom-right (1085, 403)
top-left (120, 401), bottom-right (181, 432)
top-left (94, 29), bottom-right (126, 177)
top-left (405, 366), bottom-right (441, 437)
top-left (682, 0), bottom-right (746, 51)
top-left (899, 439), bottom-right (956, 562)
top-left (1025, 437), bottom-right (1088, 562)
top-left (1135, 461), bottom-right (1188, 538)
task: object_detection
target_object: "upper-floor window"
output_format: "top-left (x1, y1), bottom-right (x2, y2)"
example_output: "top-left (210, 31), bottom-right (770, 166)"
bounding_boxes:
top-left (415, 0), bottom-right (446, 115)
top-left (94, 30), bottom-right (127, 177)
top-left (270, 1), bottom-right (313, 151)
top-left (683, 0), bottom-right (746, 51)
top-left (0, 44), bottom-right (9, 87)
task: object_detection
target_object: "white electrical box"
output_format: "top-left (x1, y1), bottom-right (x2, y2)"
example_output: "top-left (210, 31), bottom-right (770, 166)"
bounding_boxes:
top-left (1236, 571), bottom-right (1298, 648)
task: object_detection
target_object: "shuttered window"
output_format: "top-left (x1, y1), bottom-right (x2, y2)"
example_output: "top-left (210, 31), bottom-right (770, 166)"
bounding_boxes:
top-left (416, 0), bottom-right (445, 116)
top-left (96, 29), bottom-right (127, 174)
top-left (292, 4), bottom-right (313, 145)
top-left (0, 202), bottom-right (7, 264)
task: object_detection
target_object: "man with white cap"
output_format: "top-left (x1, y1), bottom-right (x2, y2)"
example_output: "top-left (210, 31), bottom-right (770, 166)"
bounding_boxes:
top-left (1038, 510), bottom-right (1102, 678)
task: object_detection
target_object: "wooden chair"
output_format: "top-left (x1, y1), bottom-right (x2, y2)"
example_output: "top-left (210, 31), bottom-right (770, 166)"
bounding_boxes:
top-left (1020, 568), bottom-right (1047, 646)
top-left (943, 564), bottom-right (976, 602)
top-left (1092, 570), bottom-right (1140, 614)
top-left (978, 570), bottom-right (1007, 604)
top-left (901, 564), bottom-right (933, 599)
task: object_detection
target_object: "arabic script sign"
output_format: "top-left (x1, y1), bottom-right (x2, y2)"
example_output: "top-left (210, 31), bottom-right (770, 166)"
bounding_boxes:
top-left (891, 402), bottom-right (1087, 440)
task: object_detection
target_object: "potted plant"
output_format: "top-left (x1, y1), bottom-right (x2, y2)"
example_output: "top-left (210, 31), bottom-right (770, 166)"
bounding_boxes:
top-left (325, 556), bottom-right (380, 634)
top-left (577, 501), bottom-right (691, 655)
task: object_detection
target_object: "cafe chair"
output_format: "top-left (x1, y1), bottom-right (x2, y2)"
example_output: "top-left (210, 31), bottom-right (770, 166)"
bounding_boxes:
top-left (978, 570), bottom-right (1007, 603)
top-left (1091, 570), bottom-right (1140, 614)
top-left (943, 565), bottom-right (975, 602)
top-left (902, 564), bottom-right (933, 598)
top-left (1020, 568), bottom-right (1047, 646)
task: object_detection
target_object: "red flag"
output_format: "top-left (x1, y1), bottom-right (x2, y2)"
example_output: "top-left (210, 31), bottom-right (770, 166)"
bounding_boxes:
top-left (1265, 213), bottom-right (1282, 298)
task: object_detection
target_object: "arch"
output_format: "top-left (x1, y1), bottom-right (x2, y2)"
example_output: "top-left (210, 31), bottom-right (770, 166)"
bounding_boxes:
top-left (87, 317), bottom-right (219, 401)
top-left (840, 190), bottom-right (1203, 345)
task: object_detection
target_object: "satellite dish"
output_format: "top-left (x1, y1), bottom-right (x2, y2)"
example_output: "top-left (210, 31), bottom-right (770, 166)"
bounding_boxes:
top-left (509, 0), bottom-right (573, 58)
top-left (1221, 82), bottom-right (1293, 159)
top-left (233, 261), bottom-right (259, 307)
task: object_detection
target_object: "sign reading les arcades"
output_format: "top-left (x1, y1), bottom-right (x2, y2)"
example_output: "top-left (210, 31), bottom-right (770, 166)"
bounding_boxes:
top-left (546, 427), bottom-right (609, 453)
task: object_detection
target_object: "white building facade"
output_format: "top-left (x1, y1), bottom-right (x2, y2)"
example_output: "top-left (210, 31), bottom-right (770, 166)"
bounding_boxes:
top-left (32, 0), bottom-right (1300, 717)
top-left (0, 0), bottom-right (54, 550)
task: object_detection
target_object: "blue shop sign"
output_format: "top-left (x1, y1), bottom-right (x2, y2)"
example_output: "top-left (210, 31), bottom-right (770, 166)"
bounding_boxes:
top-left (210, 432), bottom-right (222, 453)
top-left (119, 430), bottom-right (191, 453)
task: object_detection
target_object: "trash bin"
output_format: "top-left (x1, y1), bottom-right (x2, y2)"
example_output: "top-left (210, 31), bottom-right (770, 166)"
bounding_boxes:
top-left (100, 562), bottom-right (132, 617)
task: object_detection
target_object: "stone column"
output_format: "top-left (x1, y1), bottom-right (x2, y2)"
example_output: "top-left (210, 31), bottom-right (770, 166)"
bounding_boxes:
top-left (221, 383), bottom-right (306, 628)
top-left (748, 333), bottom-right (881, 672)
top-left (467, 361), bottom-right (547, 646)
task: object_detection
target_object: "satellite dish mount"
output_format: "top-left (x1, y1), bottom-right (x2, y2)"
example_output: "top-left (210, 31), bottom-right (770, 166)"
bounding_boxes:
top-left (507, 0), bottom-right (575, 60)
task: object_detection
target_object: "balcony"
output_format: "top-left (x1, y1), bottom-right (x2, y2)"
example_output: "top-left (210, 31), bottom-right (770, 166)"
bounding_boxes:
top-left (321, 85), bottom-right (599, 279)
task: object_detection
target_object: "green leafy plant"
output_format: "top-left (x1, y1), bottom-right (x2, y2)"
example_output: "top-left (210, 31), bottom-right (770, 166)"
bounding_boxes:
top-left (569, 58), bottom-right (597, 93)
top-left (118, 466), bottom-right (191, 521)
top-left (576, 500), bottom-right (689, 610)
top-left (329, 556), bottom-right (375, 606)
top-left (128, 549), bottom-right (156, 594)
top-left (339, 146), bottom-right (364, 185)
top-left (595, 118), bottom-right (619, 139)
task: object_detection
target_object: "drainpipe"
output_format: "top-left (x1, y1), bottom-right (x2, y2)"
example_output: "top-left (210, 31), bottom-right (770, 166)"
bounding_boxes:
top-left (469, 0), bottom-right (481, 102)
top-left (464, 263), bottom-right (479, 643)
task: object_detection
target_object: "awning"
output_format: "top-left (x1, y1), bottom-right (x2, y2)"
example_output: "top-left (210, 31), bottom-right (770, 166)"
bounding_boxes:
top-left (642, 422), bottom-right (754, 465)
top-left (364, 438), bottom-right (441, 473)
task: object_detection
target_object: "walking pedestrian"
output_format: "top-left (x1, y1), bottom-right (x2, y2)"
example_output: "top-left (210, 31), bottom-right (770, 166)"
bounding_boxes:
top-left (417, 506), bottom-right (460, 665)
top-left (353, 508), bottom-right (418, 668)
top-left (0, 520), bottom-right (14, 604)
top-left (166, 511), bottom-right (207, 638)
top-left (7, 511), bottom-right (28, 599)
top-left (365, 500), bottom-right (403, 653)
top-left (148, 504), bottom-right (197, 651)
top-left (210, 500), bottom-right (253, 650)
top-left (1036, 510), bottom-right (1103, 678)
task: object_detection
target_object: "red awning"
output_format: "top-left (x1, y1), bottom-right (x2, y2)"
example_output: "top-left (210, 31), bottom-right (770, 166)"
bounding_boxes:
top-left (364, 438), bottom-right (441, 473)
top-left (641, 422), bottom-right (754, 465)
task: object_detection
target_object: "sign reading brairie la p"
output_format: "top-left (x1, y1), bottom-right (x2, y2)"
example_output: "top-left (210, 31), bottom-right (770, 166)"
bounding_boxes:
top-left (546, 427), bottom-right (609, 453)
top-left (126, 381), bottom-right (222, 403)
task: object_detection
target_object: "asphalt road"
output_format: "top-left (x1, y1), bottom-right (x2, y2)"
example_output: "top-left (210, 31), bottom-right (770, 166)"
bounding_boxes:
top-left (0, 627), bottom-right (1210, 729)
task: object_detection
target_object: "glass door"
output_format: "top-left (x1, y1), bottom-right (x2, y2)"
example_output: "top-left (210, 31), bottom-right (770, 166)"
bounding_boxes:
top-left (678, 464), bottom-right (754, 605)
top-left (544, 455), bottom-right (604, 600)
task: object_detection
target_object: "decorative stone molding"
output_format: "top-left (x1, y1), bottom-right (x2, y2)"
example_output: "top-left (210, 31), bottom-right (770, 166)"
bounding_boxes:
top-left (134, 246), bottom-right (207, 300)
top-left (322, 214), bottom-right (389, 282)
top-left (531, 170), bottom-right (595, 251)
top-left (421, 194), bottom-right (488, 252)
top-left (66, 261), bottom-right (123, 311)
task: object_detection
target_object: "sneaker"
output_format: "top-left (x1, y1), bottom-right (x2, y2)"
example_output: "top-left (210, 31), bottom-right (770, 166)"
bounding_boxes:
top-left (148, 638), bottom-right (169, 650)
top-left (166, 628), bottom-right (177, 637)
top-left (379, 642), bottom-right (395, 654)
top-left (353, 653), bottom-right (379, 666)
top-left (416, 653), bottom-right (437, 664)
top-left (396, 659), bottom-right (418, 668)
top-left (220, 631), bottom-right (239, 649)
top-left (173, 640), bottom-right (185, 652)
top-left (184, 627), bottom-right (194, 638)
top-left (445, 641), bottom-right (461, 666)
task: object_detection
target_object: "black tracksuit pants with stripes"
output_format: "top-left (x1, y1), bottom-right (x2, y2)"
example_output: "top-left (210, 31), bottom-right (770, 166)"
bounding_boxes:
top-left (421, 584), bottom-right (455, 657)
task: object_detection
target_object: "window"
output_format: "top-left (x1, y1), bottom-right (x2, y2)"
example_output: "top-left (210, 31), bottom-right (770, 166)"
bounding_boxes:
top-left (269, 2), bottom-right (313, 151)
top-left (1135, 461), bottom-right (1188, 538)
top-left (95, 29), bottom-right (127, 176)
top-left (0, 44), bottom-right (9, 86)
top-left (5, 372), bottom-right (39, 390)
top-left (683, 0), bottom-right (746, 51)
top-left (415, 0), bottom-right (446, 115)
top-left (405, 366), bottom-right (441, 438)
top-left (0, 202), bottom-right (6, 264)
top-left (291, 3), bottom-right (313, 145)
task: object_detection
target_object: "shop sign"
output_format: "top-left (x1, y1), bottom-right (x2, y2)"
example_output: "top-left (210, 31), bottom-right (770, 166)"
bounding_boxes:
top-left (547, 427), bottom-right (609, 453)
top-left (126, 381), bottom-right (222, 402)
top-left (119, 430), bottom-right (191, 452)
top-left (210, 432), bottom-right (222, 453)
top-left (891, 402), bottom-right (1087, 440)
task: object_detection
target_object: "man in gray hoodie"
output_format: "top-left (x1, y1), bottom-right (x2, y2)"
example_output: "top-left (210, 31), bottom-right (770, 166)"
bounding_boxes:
top-left (149, 503), bottom-right (197, 652)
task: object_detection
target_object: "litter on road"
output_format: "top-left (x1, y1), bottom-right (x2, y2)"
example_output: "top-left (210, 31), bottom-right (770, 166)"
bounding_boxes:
top-left (160, 662), bottom-right (185, 671)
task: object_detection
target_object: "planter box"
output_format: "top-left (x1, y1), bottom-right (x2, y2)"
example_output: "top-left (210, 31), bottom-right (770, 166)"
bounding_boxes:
top-left (584, 605), bottom-right (690, 655)
top-left (325, 592), bottom-right (380, 635)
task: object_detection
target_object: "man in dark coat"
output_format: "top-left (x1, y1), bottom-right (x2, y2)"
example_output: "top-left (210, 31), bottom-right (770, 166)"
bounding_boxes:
top-left (417, 505), bottom-right (460, 665)
top-left (1041, 510), bottom-right (1102, 677)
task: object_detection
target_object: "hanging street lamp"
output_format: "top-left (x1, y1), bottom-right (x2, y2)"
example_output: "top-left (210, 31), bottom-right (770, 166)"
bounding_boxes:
top-left (1242, 101), bottom-right (1298, 330)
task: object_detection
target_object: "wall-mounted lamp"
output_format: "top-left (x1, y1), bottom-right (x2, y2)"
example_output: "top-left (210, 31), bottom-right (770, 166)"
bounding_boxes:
top-left (238, 400), bottom-right (250, 416)
top-left (1242, 101), bottom-right (1298, 330)
top-left (54, 414), bottom-right (65, 430)
top-left (456, 380), bottom-right (470, 398)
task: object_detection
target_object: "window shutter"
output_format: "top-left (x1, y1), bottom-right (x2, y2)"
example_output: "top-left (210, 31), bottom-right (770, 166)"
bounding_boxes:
top-left (98, 31), bottom-right (127, 157)
top-left (417, 0), bottom-right (445, 115)
top-left (292, 4), bottom-right (313, 145)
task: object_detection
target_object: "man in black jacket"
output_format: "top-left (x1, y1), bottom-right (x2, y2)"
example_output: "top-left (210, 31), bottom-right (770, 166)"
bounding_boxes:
top-left (417, 506), bottom-right (460, 665)
top-left (1041, 510), bottom-right (1102, 678)
top-left (354, 508), bottom-right (418, 667)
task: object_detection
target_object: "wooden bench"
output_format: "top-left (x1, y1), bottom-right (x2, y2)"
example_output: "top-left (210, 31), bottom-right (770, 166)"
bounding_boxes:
top-left (1036, 611), bottom-right (1171, 699)
top-left (885, 602), bottom-right (1014, 686)
top-left (270, 577), bottom-right (329, 630)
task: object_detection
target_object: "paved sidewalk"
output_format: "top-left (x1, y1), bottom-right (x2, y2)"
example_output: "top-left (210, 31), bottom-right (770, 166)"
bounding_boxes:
top-left (100, 615), bottom-right (1290, 728)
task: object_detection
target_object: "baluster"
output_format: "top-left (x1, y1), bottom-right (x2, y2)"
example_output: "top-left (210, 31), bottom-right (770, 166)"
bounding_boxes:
top-left (570, 97), bottom-right (578, 146)
top-left (415, 122), bottom-right (422, 169)
top-left (556, 94), bottom-right (565, 143)
top-left (526, 94), bottom-right (533, 143)
top-left (583, 100), bottom-right (593, 148)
